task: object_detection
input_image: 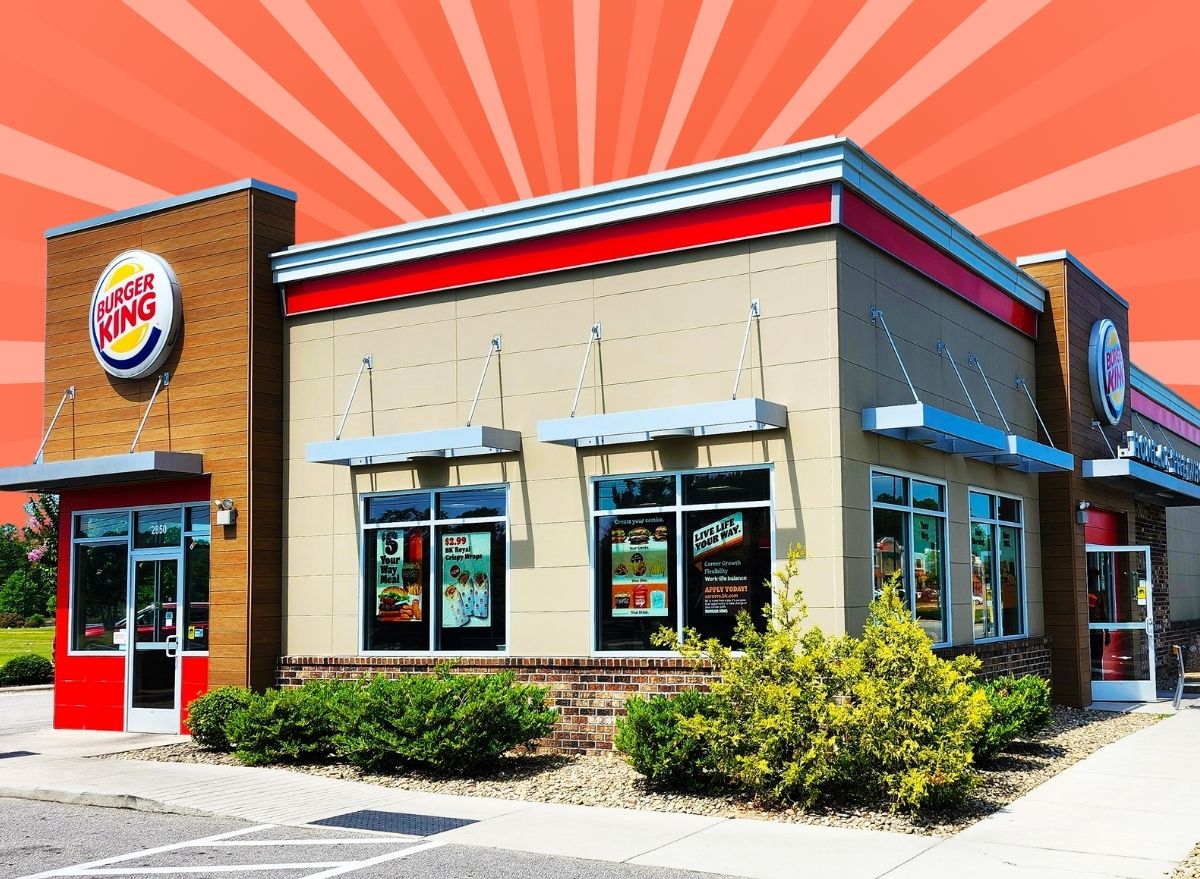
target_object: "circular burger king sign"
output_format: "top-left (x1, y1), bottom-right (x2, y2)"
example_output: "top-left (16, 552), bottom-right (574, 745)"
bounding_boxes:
top-left (1088, 318), bottom-right (1125, 425)
top-left (89, 250), bottom-right (182, 379)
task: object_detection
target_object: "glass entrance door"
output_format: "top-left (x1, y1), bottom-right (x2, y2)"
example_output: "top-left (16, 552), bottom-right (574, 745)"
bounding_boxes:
top-left (126, 553), bottom-right (183, 733)
top-left (1086, 545), bottom-right (1156, 702)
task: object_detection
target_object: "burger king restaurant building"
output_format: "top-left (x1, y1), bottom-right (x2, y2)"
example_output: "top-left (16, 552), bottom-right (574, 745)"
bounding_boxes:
top-left (5, 137), bottom-right (1200, 747)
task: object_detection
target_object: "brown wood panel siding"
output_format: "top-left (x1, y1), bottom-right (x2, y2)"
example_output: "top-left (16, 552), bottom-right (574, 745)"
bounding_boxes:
top-left (43, 186), bottom-right (294, 695)
top-left (1025, 257), bottom-right (1139, 706)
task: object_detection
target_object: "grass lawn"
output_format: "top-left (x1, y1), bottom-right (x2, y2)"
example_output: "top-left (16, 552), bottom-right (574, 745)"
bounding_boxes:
top-left (0, 627), bottom-right (54, 664)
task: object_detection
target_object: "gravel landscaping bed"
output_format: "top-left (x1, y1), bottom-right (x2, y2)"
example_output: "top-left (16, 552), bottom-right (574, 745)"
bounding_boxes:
top-left (1174, 844), bottom-right (1200, 879)
top-left (107, 706), bottom-right (1158, 837)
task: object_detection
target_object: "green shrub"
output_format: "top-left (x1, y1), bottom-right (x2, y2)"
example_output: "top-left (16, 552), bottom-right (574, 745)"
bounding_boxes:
top-left (187, 686), bottom-right (255, 751)
top-left (24, 613), bottom-right (45, 628)
top-left (836, 579), bottom-right (990, 811)
top-left (227, 680), bottom-right (359, 766)
top-left (0, 612), bottom-right (24, 629)
top-left (974, 675), bottom-right (1053, 762)
top-left (0, 652), bottom-right (53, 685)
top-left (614, 690), bottom-right (723, 791)
top-left (333, 670), bottom-right (557, 775)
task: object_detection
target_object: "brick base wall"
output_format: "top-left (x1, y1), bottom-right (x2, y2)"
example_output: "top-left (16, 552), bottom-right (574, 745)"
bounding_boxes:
top-left (935, 636), bottom-right (1053, 682)
top-left (277, 656), bottom-right (716, 754)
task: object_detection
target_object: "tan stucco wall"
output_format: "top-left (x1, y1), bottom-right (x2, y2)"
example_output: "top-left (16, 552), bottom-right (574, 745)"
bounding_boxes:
top-left (283, 230), bottom-right (843, 656)
top-left (1168, 506), bottom-right (1200, 621)
top-left (834, 230), bottom-right (1044, 646)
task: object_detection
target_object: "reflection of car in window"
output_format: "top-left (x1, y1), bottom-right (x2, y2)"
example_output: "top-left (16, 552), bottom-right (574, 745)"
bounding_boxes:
top-left (83, 602), bottom-right (208, 640)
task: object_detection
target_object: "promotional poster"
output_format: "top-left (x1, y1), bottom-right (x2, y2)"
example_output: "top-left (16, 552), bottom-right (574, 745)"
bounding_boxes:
top-left (610, 515), bottom-right (670, 618)
top-left (441, 531), bottom-right (492, 628)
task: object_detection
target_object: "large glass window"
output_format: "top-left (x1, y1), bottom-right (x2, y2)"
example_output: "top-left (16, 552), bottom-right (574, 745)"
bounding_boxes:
top-left (871, 470), bottom-right (948, 644)
top-left (594, 468), bottom-right (773, 652)
top-left (72, 543), bottom-right (129, 651)
top-left (362, 486), bottom-right (507, 653)
top-left (970, 490), bottom-right (1024, 640)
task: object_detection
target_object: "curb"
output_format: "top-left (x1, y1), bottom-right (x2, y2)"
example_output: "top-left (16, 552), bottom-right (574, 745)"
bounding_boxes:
top-left (0, 786), bottom-right (211, 818)
top-left (0, 684), bottom-right (54, 692)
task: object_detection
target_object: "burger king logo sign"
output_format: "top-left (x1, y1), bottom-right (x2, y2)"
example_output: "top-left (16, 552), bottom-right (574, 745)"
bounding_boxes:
top-left (1088, 318), bottom-right (1125, 425)
top-left (89, 250), bottom-right (182, 379)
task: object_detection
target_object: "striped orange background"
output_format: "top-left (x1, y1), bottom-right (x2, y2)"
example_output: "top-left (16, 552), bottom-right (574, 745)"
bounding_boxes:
top-left (2, 0), bottom-right (1197, 522)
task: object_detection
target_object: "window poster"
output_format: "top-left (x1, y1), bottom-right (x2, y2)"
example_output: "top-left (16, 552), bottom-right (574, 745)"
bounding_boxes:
top-left (691, 511), bottom-right (750, 616)
top-left (610, 515), bottom-right (670, 617)
top-left (441, 531), bottom-right (492, 627)
top-left (376, 530), bottom-right (421, 623)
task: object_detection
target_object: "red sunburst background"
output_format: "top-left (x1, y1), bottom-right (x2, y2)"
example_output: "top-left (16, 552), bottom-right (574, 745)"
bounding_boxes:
top-left (2, 0), bottom-right (1198, 522)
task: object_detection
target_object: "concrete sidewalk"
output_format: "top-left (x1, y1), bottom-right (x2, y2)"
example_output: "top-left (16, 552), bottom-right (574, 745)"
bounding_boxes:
top-left (2, 702), bottom-right (1199, 879)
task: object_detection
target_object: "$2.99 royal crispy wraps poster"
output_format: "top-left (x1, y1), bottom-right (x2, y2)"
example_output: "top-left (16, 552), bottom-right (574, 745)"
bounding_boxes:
top-left (441, 531), bottom-right (491, 628)
top-left (375, 530), bottom-right (421, 623)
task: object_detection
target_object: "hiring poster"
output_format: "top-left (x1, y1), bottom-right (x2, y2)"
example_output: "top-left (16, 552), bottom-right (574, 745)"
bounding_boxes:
top-left (691, 512), bottom-right (750, 616)
top-left (610, 515), bottom-right (670, 617)
top-left (441, 531), bottom-right (492, 627)
top-left (376, 530), bottom-right (421, 622)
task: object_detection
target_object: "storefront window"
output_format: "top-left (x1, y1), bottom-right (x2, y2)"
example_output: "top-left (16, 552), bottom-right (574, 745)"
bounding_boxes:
top-left (184, 505), bottom-right (210, 652)
top-left (71, 542), bottom-right (128, 651)
top-left (970, 490), bottom-right (1024, 640)
top-left (870, 470), bottom-right (948, 644)
top-left (593, 468), bottom-right (772, 651)
top-left (362, 486), bottom-right (507, 653)
top-left (134, 508), bottom-right (182, 548)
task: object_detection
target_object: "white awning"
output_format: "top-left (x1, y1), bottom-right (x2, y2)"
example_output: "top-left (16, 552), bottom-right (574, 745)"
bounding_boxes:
top-left (1083, 458), bottom-right (1200, 506)
top-left (863, 403), bottom-right (1074, 473)
top-left (0, 451), bottom-right (204, 493)
top-left (307, 426), bottom-right (521, 466)
top-left (537, 398), bottom-right (787, 448)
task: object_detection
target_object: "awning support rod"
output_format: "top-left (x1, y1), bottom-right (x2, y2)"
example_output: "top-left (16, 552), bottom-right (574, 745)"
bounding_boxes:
top-left (967, 354), bottom-right (1011, 433)
top-left (1135, 411), bottom-right (1177, 453)
top-left (570, 323), bottom-right (602, 417)
top-left (130, 373), bottom-right (170, 454)
top-left (1015, 376), bottom-right (1057, 449)
top-left (466, 335), bottom-right (502, 427)
top-left (870, 308), bottom-right (919, 403)
top-left (34, 385), bottom-right (75, 464)
top-left (936, 341), bottom-right (980, 422)
top-left (335, 355), bottom-right (372, 441)
top-left (731, 299), bottom-right (761, 400)
top-left (1091, 419), bottom-right (1117, 457)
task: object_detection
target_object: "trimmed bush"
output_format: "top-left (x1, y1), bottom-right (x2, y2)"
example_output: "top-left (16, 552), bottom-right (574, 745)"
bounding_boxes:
top-left (24, 613), bottom-right (45, 628)
top-left (974, 675), bottom-right (1053, 762)
top-left (0, 652), bottom-right (53, 685)
top-left (0, 612), bottom-right (24, 629)
top-left (187, 686), bottom-right (255, 751)
top-left (333, 670), bottom-right (557, 775)
top-left (614, 690), bottom-right (723, 792)
top-left (227, 680), bottom-right (360, 766)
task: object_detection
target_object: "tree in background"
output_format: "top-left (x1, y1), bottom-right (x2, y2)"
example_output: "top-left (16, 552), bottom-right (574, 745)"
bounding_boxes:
top-left (0, 495), bottom-right (59, 619)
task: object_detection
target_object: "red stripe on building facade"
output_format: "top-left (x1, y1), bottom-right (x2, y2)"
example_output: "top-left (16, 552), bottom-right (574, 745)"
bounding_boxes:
top-left (1131, 389), bottom-right (1200, 447)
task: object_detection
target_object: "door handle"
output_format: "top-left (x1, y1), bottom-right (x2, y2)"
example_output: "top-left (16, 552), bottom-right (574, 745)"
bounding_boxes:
top-left (164, 634), bottom-right (179, 658)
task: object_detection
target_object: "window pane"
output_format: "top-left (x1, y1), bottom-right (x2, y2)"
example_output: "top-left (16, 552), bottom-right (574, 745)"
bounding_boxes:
top-left (969, 492), bottom-right (992, 521)
top-left (998, 525), bottom-right (1023, 636)
top-left (871, 473), bottom-right (906, 506)
top-left (971, 523), bottom-right (997, 640)
top-left (997, 497), bottom-right (1021, 524)
top-left (436, 487), bottom-right (506, 520)
top-left (436, 522), bottom-right (506, 652)
top-left (72, 543), bottom-right (128, 651)
top-left (682, 469), bottom-right (770, 506)
top-left (185, 536), bottom-right (210, 651)
top-left (596, 513), bottom-right (678, 650)
top-left (364, 526), bottom-right (429, 650)
top-left (76, 512), bottom-right (128, 539)
top-left (683, 507), bottom-right (772, 643)
top-left (594, 476), bottom-right (676, 511)
top-left (133, 508), bottom-right (182, 548)
top-left (1091, 629), bottom-right (1151, 682)
top-left (912, 513), bottom-right (946, 642)
top-left (911, 481), bottom-right (944, 512)
top-left (872, 508), bottom-right (907, 602)
top-left (365, 494), bottom-right (432, 524)
top-left (186, 505), bottom-right (210, 534)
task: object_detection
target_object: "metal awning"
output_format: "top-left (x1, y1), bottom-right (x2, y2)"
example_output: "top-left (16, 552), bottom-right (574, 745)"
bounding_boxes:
top-left (1083, 458), bottom-right (1200, 506)
top-left (862, 404), bottom-right (1074, 473)
top-left (308, 426), bottom-right (522, 466)
top-left (538, 398), bottom-right (787, 448)
top-left (0, 451), bottom-right (204, 493)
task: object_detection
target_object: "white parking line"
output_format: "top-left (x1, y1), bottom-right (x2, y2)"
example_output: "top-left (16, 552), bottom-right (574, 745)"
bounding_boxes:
top-left (14, 821), bottom-right (443, 879)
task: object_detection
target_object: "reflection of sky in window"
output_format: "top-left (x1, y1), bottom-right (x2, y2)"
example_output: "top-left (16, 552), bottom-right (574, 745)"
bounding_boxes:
top-left (77, 511), bottom-right (129, 538)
